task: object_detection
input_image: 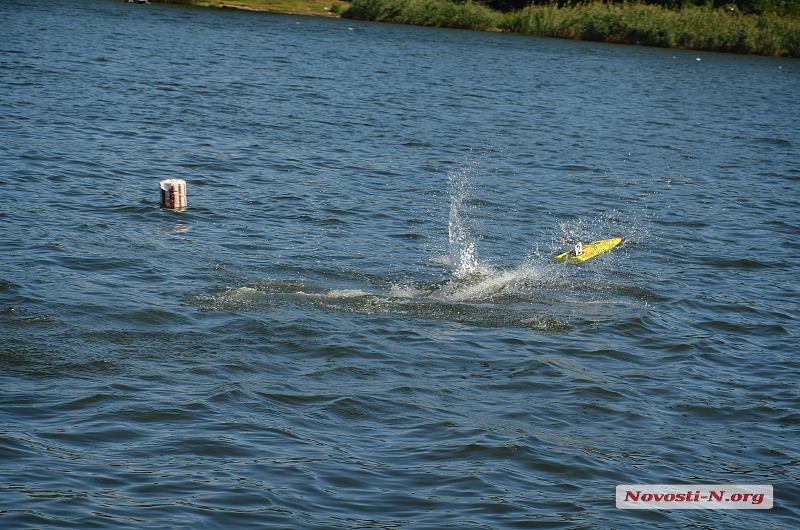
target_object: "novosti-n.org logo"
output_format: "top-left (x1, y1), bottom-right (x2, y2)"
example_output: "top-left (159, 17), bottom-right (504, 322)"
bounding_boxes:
top-left (616, 485), bottom-right (773, 509)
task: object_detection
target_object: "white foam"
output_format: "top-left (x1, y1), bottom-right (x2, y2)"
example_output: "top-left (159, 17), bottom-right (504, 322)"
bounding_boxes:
top-left (325, 289), bottom-right (369, 299)
top-left (388, 284), bottom-right (423, 298)
top-left (228, 287), bottom-right (259, 299)
top-left (430, 270), bottom-right (517, 302)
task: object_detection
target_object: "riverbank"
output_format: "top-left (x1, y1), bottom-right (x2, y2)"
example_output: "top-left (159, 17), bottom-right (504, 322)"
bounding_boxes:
top-left (503, 2), bottom-right (800, 57)
top-left (157, 0), bottom-right (349, 16)
top-left (158, 0), bottom-right (800, 57)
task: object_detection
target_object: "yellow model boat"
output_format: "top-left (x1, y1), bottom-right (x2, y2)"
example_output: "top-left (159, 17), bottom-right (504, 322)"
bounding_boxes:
top-left (554, 237), bottom-right (622, 264)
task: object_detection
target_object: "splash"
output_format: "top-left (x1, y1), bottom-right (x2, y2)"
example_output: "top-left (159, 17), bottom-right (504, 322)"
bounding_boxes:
top-left (435, 162), bottom-right (547, 302)
top-left (447, 166), bottom-right (482, 279)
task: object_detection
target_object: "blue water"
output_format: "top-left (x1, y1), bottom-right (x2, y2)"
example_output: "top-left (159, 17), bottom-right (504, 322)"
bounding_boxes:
top-left (2, 0), bottom-right (800, 527)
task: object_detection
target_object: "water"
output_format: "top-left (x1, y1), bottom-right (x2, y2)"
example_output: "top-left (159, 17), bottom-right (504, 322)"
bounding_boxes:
top-left (2, 0), bottom-right (799, 527)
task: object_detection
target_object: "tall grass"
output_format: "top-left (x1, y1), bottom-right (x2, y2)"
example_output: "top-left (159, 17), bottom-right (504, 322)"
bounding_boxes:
top-left (501, 2), bottom-right (800, 56)
top-left (343, 0), bottom-right (800, 56)
top-left (344, 0), bottom-right (498, 29)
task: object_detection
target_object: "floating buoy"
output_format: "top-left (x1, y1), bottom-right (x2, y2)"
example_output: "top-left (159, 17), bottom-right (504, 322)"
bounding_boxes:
top-left (159, 179), bottom-right (187, 211)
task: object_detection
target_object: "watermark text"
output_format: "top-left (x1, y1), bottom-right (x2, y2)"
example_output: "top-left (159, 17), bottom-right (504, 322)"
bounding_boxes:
top-left (616, 484), bottom-right (773, 509)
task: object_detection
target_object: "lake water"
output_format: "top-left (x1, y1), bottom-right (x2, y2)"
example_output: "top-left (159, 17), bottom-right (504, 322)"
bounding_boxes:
top-left (2, 0), bottom-right (799, 527)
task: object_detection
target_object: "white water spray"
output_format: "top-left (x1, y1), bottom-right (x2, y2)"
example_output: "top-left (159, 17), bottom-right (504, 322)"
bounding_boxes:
top-left (447, 167), bottom-right (481, 278)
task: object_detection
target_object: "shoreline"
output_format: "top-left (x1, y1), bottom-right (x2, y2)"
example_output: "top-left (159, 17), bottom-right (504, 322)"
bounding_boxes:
top-left (155, 0), bottom-right (350, 17)
top-left (152, 0), bottom-right (800, 57)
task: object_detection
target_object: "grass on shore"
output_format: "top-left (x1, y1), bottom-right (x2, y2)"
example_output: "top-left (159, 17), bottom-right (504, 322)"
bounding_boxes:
top-left (338, 0), bottom-right (497, 29)
top-left (163, 0), bottom-right (800, 57)
top-left (343, 0), bottom-right (800, 56)
top-left (500, 2), bottom-right (800, 56)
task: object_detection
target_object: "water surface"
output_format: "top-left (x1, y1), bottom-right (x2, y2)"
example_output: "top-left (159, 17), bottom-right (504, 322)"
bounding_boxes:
top-left (1, 0), bottom-right (799, 527)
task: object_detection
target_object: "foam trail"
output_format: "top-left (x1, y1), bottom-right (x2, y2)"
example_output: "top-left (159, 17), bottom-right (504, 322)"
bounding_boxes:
top-left (430, 270), bottom-right (519, 302)
top-left (326, 289), bottom-right (369, 298)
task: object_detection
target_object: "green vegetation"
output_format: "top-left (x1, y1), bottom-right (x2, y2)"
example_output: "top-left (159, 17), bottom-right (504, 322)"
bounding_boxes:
top-left (500, 2), bottom-right (800, 55)
top-left (484, 0), bottom-right (800, 16)
top-left (344, 0), bottom-right (800, 56)
top-left (341, 0), bottom-right (497, 29)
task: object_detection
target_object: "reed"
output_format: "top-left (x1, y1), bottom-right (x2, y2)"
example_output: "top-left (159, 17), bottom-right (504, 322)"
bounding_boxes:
top-left (343, 0), bottom-right (800, 56)
top-left (500, 2), bottom-right (800, 56)
top-left (344, 0), bottom-right (498, 29)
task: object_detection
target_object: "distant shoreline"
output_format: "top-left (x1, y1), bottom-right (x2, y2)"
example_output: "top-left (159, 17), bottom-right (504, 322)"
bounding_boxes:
top-left (154, 0), bottom-right (350, 17)
top-left (152, 0), bottom-right (800, 57)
